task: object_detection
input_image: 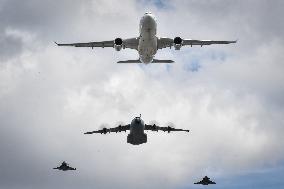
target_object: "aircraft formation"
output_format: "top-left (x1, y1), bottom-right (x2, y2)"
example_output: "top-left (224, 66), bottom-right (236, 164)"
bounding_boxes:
top-left (54, 12), bottom-right (237, 186)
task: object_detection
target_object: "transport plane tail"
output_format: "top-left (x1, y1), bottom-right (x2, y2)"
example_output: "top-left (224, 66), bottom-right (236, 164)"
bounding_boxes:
top-left (117, 59), bottom-right (174, 63)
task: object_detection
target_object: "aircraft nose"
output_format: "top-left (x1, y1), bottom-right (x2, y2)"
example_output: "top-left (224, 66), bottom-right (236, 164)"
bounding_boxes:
top-left (144, 14), bottom-right (154, 21)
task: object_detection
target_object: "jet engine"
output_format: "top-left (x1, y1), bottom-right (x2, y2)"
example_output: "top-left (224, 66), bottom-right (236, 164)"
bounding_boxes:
top-left (114, 38), bottom-right (123, 51)
top-left (173, 37), bottom-right (183, 50)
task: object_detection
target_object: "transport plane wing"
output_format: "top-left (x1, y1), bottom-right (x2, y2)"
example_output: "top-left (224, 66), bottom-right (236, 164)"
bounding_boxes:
top-left (84, 124), bottom-right (130, 134)
top-left (145, 124), bottom-right (189, 133)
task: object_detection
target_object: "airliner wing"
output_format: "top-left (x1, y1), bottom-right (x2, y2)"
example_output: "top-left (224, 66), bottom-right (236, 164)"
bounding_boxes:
top-left (55, 38), bottom-right (139, 50)
top-left (145, 124), bottom-right (189, 133)
top-left (55, 40), bottom-right (114, 48)
top-left (182, 39), bottom-right (237, 46)
top-left (157, 37), bottom-right (236, 49)
top-left (84, 124), bottom-right (130, 135)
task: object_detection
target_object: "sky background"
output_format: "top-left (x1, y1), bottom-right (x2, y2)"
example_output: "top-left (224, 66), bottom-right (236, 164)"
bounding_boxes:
top-left (0, 0), bottom-right (284, 189)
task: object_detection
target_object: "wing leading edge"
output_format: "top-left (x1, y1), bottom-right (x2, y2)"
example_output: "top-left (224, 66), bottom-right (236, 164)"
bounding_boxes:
top-left (84, 124), bottom-right (130, 135)
top-left (145, 124), bottom-right (189, 133)
top-left (158, 37), bottom-right (237, 49)
top-left (55, 37), bottom-right (139, 50)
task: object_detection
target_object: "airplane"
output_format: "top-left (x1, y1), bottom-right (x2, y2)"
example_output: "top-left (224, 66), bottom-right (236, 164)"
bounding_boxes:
top-left (55, 12), bottom-right (236, 64)
top-left (194, 176), bottom-right (216, 185)
top-left (53, 161), bottom-right (76, 171)
top-left (84, 114), bottom-right (189, 145)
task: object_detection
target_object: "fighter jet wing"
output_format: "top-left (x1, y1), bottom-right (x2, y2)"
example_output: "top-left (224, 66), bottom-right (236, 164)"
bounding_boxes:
top-left (157, 37), bottom-right (236, 49)
top-left (84, 124), bottom-right (130, 135)
top-left (145, 124), bottom-right (189, 133)
top-left (67, 166), bottom-right (76, 170)
top-left (53, 167), bottom-right (60, 169)
top-left (194, 181), bottom-right (203, 185)
top-left (55, 38), bottom-right (139, 50)
top-left (208, 180), bottom-right (216, 184)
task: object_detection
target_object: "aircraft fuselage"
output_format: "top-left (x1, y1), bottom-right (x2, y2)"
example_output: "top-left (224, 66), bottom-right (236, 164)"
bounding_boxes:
top-left (127, 117), bottom-right (147, 145)
top-left (138, 13), bottom-right (157, 64)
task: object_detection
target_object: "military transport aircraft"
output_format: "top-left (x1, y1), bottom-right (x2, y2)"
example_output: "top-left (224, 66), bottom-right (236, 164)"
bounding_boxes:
top-left (56, 12), bottom-right (236, 64)
top-left (53, 161), bottom-right (76, 171)
top-left (84, 115), bottom-right (189, 145)
top-left (194, 176), bottom-right (216, 185)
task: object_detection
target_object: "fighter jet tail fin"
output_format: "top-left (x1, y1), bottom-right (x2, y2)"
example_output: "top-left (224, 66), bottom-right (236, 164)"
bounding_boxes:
top-left (117, 59), bottom-right (141, 63)
top-left (152, 59), bottom-right (174, 63)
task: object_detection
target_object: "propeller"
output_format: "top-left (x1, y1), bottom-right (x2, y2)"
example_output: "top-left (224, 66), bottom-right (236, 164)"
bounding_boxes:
top-left (165, 122), bottom-right (176, 133)
top-left (99, 124), bottom-right (110, 134)
top-left (149, 120), bottom-right (160, 131)
top-left (115, 121), bottom-right (126, 132)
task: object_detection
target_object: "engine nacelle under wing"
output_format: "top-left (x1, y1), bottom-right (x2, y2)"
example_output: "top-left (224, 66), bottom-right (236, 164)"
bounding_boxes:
top-left (114, 38), bottom-right (123, 51)
top-left (173, 37), bottom-right (183, 50)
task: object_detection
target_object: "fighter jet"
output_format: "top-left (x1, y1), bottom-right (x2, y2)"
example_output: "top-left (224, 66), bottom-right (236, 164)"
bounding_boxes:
top-left (84, 115), bottom-right (189, 145)
top-left (53, 161), bottom-right (76, 171)
top-left (194, 176), bottom-right (216, 185)
top-left (56, 12), bottom-right (236, 64)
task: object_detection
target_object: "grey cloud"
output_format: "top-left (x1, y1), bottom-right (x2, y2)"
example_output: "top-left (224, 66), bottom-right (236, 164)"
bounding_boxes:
top-left (0, 31), bottom-right (23, 61)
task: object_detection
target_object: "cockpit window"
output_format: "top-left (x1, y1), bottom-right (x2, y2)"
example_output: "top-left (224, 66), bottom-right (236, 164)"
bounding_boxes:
top-left (135, 117), bottom-right (141, 123)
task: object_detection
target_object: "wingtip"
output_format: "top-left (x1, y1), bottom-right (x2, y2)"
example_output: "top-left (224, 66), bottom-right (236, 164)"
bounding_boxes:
top-left (54, 41), bottom-right (59, 46)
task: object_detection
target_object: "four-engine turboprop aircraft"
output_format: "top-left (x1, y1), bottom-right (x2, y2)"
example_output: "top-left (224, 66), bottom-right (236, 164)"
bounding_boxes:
top-left (56, 12), bottom-right (236, 64)
top-left (84, 115), bottom-right (189, 145)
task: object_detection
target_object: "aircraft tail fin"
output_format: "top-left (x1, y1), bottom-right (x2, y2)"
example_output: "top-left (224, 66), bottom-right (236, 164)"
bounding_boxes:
top-left (152, 59), bottom-right (174, 63)
top-left (117, 59), bottom-right (141, 63)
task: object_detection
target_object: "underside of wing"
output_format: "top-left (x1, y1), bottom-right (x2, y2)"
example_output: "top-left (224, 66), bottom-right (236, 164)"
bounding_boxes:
top-left (194, 181), bottom-right (202, 184)
top-left (145, 124), bottom-right (189, 133)
top-left (55, 37), bottom-right (139, 50)
top-left (84, 124), bottom-right (130, 135)
top-left (157, 37), bottom-right (236, 50)
top-left (55, 41), bottom-right (114, 48)
top-left (183, 39), bottom-right (237, 46)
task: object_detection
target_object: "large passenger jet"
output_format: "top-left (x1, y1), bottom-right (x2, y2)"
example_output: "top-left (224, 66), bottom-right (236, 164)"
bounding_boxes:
top-left (56, 12), bottom-right (236, 64)
top-left (84, 115), bottom-right (189, 145)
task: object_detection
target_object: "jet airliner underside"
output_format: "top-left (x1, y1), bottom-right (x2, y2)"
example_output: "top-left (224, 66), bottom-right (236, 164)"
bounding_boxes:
top-left (56, 12), bottom-right (236, 64)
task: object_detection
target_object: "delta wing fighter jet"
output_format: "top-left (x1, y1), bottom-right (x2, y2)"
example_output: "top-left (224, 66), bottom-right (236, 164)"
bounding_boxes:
top-left (56, 12), bottom-right (236, 64)
top-left (194, 176), bottom-right (216, 185)
top-left (53, 161), bottom-right (76, 171)
top-left (84, 115), bottom-right (189, 145)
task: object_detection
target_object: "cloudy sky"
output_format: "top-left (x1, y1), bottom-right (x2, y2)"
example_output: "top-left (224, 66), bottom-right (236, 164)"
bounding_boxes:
top-left (0, 0), bottom-right (284, 188)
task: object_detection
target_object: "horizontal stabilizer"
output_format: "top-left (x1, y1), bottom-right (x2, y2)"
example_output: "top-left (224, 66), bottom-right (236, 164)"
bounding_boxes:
top-left (117, 59), bottom-right (174, 63)
top-left (117, 60), bottom-right (141, 63)
top-left (152, 59), bottom-right (174, 63)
